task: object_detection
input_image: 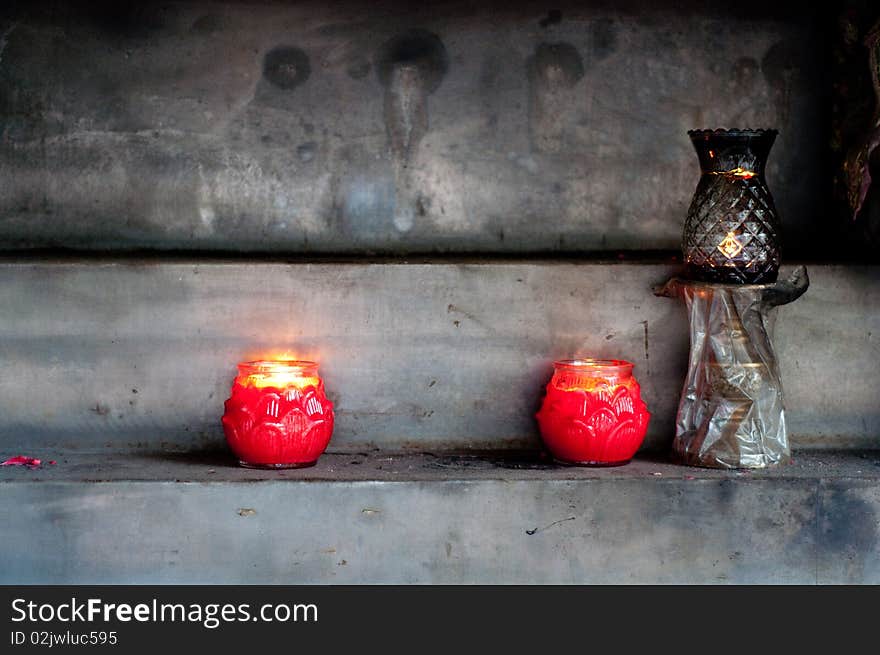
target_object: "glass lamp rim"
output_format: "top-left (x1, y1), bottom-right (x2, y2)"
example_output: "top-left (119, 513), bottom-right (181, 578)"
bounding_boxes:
top-left (553, 358), bottom-right (634, 372)
top-left (238, 359), bottom-right (319, 372)
top-left (687, 128), bottom-right (778, 139)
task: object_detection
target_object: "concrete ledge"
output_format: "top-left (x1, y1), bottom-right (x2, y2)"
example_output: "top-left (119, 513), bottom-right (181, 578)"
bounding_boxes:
top-left (0, 2), bottom-right (828, 254)
top-left (0, 261), bottom-right (876, 451)
top-left (1, 451), bottom-right (878, 584)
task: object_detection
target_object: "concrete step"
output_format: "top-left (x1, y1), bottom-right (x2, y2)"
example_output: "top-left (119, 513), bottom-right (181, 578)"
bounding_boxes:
top-left (0, 3), bottom-right (829, 254)
top-left (1, 450), bottom-right (878, 583)
top-left (0, 260), bottom-right (877, 452)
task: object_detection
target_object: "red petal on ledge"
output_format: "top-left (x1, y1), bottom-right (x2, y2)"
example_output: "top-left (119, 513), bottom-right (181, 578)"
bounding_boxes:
top-left (1, 455), bottom-right (43, 468)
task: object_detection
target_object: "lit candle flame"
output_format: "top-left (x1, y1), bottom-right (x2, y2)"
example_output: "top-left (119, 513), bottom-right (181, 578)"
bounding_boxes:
top-left (709, 167), bottom-right (755, 179)
top-left (717, 232), bottom-right (744, 259)
top-left (238, 360), bottom-right (321, 390)
top-left (552, 360), bottom-right (634, 393)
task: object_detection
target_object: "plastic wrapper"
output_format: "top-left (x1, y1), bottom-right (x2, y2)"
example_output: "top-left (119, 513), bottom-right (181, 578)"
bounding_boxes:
top-left (656, 267), bottom-right (809, 469)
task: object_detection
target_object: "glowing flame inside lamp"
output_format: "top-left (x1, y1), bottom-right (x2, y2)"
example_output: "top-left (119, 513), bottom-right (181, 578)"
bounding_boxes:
top-left (709, 167), bottom-right (756, 180)
top-left (239, 360), bottom-right (321, 390)
top-left (717, 232), bottom-right (744, 259)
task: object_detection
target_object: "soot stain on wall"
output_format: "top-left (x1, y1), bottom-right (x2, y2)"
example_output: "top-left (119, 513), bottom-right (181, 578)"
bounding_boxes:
top-left (819, 485), bottom-right (879, 582)
top-left (263, 46), bottom-right (311, 90)
top-left (376, 29), bottom-right (449, 93)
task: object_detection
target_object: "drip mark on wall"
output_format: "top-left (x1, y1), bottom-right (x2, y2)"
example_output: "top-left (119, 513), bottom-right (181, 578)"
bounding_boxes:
top-left (0, 22), bottom-right (18, 66)
top-left (527, 43), bottom-right (584, 153)
top-left (377, 30), bottom-right (448, 232)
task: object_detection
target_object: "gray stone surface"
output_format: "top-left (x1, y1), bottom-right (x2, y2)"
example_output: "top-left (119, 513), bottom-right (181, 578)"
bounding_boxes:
top-left (0, 1), bottom-right (829, 254)
top-left (1, 451), bottom-right (877, 584)
top-left (0, 261), bottom-right (876, 452)
top-left (2, 449), bottom-right (876, 484)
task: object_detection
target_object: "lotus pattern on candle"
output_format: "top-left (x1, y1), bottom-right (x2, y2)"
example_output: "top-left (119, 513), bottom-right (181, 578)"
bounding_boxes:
top-left (537, 383), bottom-right (649, 464)
top-left (222, 383), bottom-right (334, 466)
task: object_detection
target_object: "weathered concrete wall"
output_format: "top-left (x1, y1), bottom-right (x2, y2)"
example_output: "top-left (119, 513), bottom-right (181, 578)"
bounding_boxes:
top-left (0, 1), bottom-right (830, 254)
top-left (2, 452), bottom-right (878, 584)
top-left (0, 261), bottom-right (875, 452)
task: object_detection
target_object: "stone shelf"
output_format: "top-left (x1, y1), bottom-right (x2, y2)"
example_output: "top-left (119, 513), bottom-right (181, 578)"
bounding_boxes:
top-left (1, 449), bottom-right (879, 483)
top-left (2, 449), bottom-right (878, 584)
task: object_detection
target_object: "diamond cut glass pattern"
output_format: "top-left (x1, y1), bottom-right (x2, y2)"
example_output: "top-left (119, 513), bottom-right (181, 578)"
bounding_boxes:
top-left (683, 129), bottom-right (781, 284)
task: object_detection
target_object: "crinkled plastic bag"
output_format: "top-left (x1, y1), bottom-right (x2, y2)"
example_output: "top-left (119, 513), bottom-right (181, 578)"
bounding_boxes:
top-left (657, 267), bottom-right (809, 469)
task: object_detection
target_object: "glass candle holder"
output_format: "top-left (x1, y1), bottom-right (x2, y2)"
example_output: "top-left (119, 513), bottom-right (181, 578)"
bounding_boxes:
top-left (683, 128), bottom-right (781, 284)
top-left (221, 360), bottom-right (334, 469)
top-left (536, 359), bottom-right (650, 466)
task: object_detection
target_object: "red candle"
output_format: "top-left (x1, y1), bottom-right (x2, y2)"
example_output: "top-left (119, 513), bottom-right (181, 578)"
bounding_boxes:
top-left (222, 360), bottom-right (334, 468)
top-left (536, 359), bottom-right (650, 466)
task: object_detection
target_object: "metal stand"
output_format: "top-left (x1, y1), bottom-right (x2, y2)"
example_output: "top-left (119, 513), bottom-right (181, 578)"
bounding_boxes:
top-left (655, 266), bottom-right (809, 469)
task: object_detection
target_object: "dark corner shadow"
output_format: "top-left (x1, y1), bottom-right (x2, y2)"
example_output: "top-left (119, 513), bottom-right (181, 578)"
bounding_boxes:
top-left (442, 448), bottom-right (678, 470)
top-left (630, 449), bottom-right (678, 466)
top-left (130, 446), bottom-right (679, 471)
top-left (487, 449), bottom-right (560, 470)
top-left (134, 447), bottom-right (240, 469)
